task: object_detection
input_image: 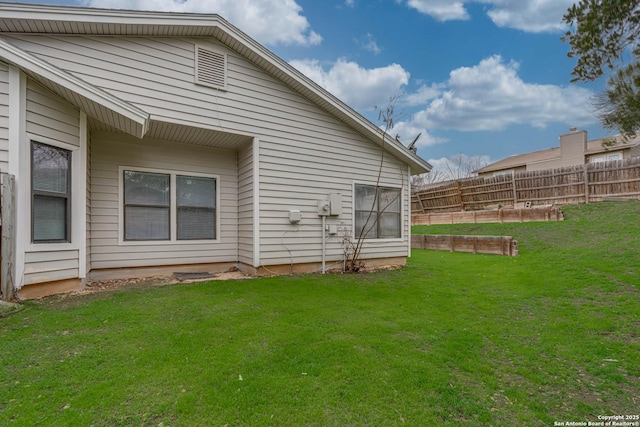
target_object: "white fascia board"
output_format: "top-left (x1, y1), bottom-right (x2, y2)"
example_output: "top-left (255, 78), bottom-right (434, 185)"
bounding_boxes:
top-left (0, 37), bottom-right (149, 138)
top-left (0, 3), bottom-right (227, 32)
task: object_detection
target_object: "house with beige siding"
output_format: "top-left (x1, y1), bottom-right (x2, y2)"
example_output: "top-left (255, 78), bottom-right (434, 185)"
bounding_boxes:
top-left (476, 128), bottom-right (640, 177)
top-left (0, 3), bottom-right (431, 299)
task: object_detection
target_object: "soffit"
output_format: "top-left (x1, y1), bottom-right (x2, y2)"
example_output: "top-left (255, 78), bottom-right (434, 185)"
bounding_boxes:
top-left (88, 117), bottom-right (253, 149)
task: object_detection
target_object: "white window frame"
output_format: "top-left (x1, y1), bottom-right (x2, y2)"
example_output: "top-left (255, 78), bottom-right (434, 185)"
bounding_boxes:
top-left (26, 135), bottom-right (83, 252)
top-left (118, 166), bottom-right (220, 246)
top-left (590, 152), bottom-right (623, 163)
top-left (352, 181), bottom-right (404, 242)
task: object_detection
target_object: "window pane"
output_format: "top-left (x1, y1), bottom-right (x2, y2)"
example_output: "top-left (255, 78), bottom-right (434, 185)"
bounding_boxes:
top-left (379, 212), bottom-right (401, 238)
top-left (32, 142), bottom-right (69, 193)
top-left (355, 211), bottom-right (377, 239)
top-left (124, 171), bottom-right (169, 206)
top-left (33, 195), bottom-right (67, 241)
top-left (177, 176), bottom-right (216, 208)
top-left (379, 188), bottom-right (400, 212)
top-left (125, 206), bottom-right (169, 240)
top-left (355, 185), bottom-right (377, 211)
top-left (177, 207), bottom-right (216, 240)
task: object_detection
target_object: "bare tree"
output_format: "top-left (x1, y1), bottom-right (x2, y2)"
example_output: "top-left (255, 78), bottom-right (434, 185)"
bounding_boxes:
top-left (343, 96), bottom-right (403, 272)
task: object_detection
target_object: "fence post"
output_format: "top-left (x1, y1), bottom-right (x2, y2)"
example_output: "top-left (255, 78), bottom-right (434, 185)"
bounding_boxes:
top-left (456, 181), bottom-right (464, 211)
top-left (583, 164), bottom-right (590, 204)
top-left (511, 173), bottom-right (517, 204)
top-left (1, 174), bottom-right (16, 302)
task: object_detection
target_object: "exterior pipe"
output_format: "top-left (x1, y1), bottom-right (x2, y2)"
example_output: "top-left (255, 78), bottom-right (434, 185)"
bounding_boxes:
top-left (321, 215), bottom-right (326, 274)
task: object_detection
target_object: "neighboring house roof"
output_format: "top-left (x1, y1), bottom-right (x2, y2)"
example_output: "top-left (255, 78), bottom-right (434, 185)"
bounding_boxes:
top-left (0, 2), bottom-right (431, 174)
top-left (475, 146), bottom-right (559, 174)
top-left (476, 133), bottom-right (640, 174)
top-left (584, 134), bottom-right (640, 154)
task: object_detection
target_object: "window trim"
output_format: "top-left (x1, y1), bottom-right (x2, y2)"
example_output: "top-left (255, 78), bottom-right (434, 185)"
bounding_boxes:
top-left (118, 166), bottom-right (220, 246)
top-left (123, 170), bottom-right (171, 242)
top-left (31, 141), bottom-right (72, 244)
top-left (589, 152), bottom-right (623, 163)
top-left (352, 182), bottom-right (403, 242)
top-left (176, 175), bottom-right (217, 241)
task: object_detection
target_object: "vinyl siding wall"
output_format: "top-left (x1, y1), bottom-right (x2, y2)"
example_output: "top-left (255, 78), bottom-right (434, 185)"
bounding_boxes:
top-left (26, 81), bottom-right (80, 147)
top-left (90, 132), bottom-right (238, 270)
top-left (0, 61), bottom-right (8, 172)
top-left (8, 34), bottom-right (410, 268)
top-left (23, 79), bottom-right (81, 285)
top-left (237, 141), bottom-right (254, 265)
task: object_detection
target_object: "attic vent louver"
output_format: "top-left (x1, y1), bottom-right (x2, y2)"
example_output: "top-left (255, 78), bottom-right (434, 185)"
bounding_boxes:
top-left (195, 46), bottom-right (227, 90)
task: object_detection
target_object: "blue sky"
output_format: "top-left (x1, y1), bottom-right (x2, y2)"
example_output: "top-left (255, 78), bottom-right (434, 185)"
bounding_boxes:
top-left (11, 0), bottom-right (607, 178)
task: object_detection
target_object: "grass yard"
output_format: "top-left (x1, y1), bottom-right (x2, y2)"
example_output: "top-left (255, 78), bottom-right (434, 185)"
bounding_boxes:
top-left (1, 202), bottom-right (639, 426)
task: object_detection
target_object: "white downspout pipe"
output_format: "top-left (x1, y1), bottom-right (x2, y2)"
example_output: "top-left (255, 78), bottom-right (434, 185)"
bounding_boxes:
top-left (321, 215), bottom-right (326, 274)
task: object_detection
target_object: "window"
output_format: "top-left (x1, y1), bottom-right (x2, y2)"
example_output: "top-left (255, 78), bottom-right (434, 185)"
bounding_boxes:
top-left (177, 175), bottom-right (216, 240)
top-left (124, 171), bottom-right (170, 241)
top-left (31, 142), bottom-right (71, 243)
top-left (123, 169), bottom-right (217, 242)
top-left (590, 152), bottom-right (623, 163)
top-left (354, 184), bottom-right (401, 239)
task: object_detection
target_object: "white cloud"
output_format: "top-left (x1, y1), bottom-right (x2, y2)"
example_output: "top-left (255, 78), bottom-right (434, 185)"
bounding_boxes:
top-left (426, 153), bottom-right (492, 180)
top-left (82, 0), bottom-right (322, 46)
top-left (485, 0), bottom-right (575, 33)
top-left (289, 58), bottom-right (410, 110)
top-left (409, 55), bottom-right (596, 132)
top-left (391, 121), bottom-right (446, 148)
top-left (404, 83), bottom-right (443, 107)
top-left (406, 0), bottom-right (469, 21)
top-left (405, 0), bottom-right (575, 33)
top-left (360, 33), bottom-right (381, 55)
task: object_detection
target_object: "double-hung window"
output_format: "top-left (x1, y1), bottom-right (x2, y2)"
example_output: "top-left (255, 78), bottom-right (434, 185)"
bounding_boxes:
top-left (354, 184), bottom-right (401, 239)
top-left (176, 175), bottom-right (216, 240)
top-left (123, 171), bottom-right (170, 241)
top-left (31, 141), bottom-right (71, 243)
top-left (123, 169), bottom-right (217, 242)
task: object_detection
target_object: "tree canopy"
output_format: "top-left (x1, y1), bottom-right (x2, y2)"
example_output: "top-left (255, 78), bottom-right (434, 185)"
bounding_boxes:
top-left (563, 0), bottom-right (640, 136)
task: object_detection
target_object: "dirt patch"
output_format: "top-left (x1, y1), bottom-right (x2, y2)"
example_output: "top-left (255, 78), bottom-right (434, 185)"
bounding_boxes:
top-left (77, 270), bottom-right (251, 296)
top-left (0, 300), bottom-right (23, 317)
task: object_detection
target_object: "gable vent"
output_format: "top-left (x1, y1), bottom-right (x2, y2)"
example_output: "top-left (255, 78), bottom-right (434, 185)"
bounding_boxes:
top-left (195, 46), bottom-right (227, 90)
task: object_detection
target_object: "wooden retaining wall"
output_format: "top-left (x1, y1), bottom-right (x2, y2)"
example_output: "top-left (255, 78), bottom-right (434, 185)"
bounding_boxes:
top-left (412, 206), bottom-right (563, 225)
top-left (411, 234), bottom-right (519, 256)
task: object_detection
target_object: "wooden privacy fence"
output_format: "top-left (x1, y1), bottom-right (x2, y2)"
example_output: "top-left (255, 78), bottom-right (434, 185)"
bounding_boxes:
top-left (411, 234), bottom-right (519, 256)
top-left (412, 157), bottom-right (640, 214)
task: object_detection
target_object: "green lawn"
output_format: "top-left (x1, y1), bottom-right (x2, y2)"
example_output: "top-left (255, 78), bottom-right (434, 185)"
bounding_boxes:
top-left (1, 202), bottom-right (639, 426)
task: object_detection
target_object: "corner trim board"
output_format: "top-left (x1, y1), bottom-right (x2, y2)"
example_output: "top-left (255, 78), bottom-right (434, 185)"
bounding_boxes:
top-left (252, 137), bottom-right (260, 268)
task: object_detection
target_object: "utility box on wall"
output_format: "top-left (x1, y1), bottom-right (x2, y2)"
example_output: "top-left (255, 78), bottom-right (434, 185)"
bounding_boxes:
top-left (317, 193), bottom-right (342, 216)
top-left (328, 193), bottom-right (342, 216)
